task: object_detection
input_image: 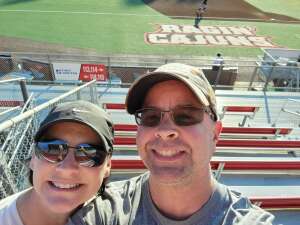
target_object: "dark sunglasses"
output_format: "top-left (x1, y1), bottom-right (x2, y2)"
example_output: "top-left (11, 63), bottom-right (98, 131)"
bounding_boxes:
top-left (135, 106), bottom-right (213, 127)
top-left (34, 139), bottom-right (109, 167)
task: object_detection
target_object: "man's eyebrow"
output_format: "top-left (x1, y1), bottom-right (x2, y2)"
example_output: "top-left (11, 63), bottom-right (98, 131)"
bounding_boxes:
top-left (175, 104), bottom-right (204, 108)
top-left (141, 104), bottom-right (204, 109)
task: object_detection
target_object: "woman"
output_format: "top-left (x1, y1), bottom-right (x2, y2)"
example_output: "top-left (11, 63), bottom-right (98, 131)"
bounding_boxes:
top-left (0, 100), bottom-right (114, 225)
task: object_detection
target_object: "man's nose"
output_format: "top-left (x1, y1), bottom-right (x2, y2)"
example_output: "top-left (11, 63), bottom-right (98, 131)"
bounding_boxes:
top-left (154, 114), bottom-right (179, 140)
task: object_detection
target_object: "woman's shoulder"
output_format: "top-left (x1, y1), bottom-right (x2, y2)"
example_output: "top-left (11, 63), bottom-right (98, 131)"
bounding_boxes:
top-left (0, 188), bottom-right (31, 225)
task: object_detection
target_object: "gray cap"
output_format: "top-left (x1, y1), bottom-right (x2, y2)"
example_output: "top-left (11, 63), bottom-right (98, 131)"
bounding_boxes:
top-left (34, 100), bottom-right (114, 152)
top-left (125, 63), bottom-right (217, 121)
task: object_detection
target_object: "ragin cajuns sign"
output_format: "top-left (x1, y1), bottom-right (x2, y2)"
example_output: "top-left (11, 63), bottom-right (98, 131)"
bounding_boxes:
top-left (145, 25), bottom-right (278, 48)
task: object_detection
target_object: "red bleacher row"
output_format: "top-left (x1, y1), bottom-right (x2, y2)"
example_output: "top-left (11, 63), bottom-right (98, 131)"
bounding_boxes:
top-left (113, 136), bottom-right (300, 148)
top-left (114, 124), bottom-right (292, 136)
top-left (250, 196), bottom-right (300, 209)
top-left (104, 103), bottom-right (293, 137)
top-left (111, 156), bottom-right (300, 209)
top-left (111, 156), bottom-right (300, 171)
top-left (0, 100), bottom-right (24, 107)
top-left (103, 103), bottom-right (258, 113)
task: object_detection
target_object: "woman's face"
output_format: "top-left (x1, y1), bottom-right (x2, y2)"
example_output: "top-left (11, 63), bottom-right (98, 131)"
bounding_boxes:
top-left (30, 121), bottom-right (111, 214)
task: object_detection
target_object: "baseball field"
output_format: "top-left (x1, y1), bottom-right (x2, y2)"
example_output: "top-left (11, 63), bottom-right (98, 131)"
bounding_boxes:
top-left (0, 0), bottom-right (299, 57)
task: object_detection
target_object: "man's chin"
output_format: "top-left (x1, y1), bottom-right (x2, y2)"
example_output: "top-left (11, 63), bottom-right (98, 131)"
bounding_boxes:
top-left (149, 167), bottom-right (190, 185)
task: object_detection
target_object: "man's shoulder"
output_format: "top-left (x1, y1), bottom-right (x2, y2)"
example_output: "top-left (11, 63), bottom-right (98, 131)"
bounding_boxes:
top-left (92, 173), bottom-right (148, 209)
top-left (223, 186), bottom-right (274, 225)
top-left (106, 173), bottom-right (148, 193)
top-left (70, 174), bottom-right (149, 225)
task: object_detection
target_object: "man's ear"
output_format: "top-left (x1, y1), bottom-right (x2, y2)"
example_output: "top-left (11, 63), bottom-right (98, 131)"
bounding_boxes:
top-left (213, 121), bottom-right (223, 142)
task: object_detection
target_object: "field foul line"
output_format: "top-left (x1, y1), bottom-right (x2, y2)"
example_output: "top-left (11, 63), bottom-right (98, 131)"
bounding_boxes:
top-left (0, 9), bottom-right (169, 17)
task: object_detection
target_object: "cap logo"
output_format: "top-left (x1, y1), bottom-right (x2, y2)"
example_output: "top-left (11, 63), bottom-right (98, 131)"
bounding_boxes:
top-left (191, 68), bottom-right (201, 76)
top-left (71, 108), bottom-right (89, 113)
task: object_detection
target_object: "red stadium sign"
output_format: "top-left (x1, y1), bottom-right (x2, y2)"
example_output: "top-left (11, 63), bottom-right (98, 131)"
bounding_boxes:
top-left (79, 64), bottom-right (108, 81)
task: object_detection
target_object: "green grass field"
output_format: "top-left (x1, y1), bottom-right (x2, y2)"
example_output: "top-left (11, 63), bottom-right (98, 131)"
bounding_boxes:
top-left (0, 0), bottom-right (299, 57)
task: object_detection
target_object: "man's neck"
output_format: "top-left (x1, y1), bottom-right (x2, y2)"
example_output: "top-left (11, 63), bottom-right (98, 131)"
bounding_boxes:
top-left (148, 173), bottom-right (216, 220)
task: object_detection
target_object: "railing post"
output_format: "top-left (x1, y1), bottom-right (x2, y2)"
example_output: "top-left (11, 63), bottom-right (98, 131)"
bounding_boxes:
top-left (248, 65), bottom-right (258, 91)
top-left (107, 56), bottom-right (111, 82)
top-left (263, 64), bottom-right (275, 91)
top-left (213, 66), bottom-right (223, 89)
top-left (19, 80), bottom-right (29, 103)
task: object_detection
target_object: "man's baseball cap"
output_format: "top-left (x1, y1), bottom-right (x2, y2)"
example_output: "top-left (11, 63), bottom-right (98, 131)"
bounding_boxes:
top-left (34, 100), bottom-right (114, 153)
top-left (125, 63), bottom-right (217, 121)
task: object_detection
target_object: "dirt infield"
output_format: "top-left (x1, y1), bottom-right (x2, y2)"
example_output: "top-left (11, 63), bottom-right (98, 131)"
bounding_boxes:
top-left (0, 36), bottom-right (96, 54)
top-left (144, 0), bottom-right (300, 22)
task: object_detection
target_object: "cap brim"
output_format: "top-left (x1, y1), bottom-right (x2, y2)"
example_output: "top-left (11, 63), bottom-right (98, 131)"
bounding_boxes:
top-left (125, 71), bottom-right (210, 114)
top-left (34, 118), bottom-right (111, 153)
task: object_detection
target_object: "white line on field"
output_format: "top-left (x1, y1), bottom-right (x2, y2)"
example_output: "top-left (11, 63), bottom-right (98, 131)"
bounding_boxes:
top-left (0, 9), bottom-right (170, 17)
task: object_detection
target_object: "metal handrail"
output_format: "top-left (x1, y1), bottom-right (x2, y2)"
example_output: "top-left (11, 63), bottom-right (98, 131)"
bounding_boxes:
top-left (0, 79), bottom-right (96, 132)
top-left (0, 106), bottom-right (21, 117)
top-left (0, 77), bottom-right (25, 84)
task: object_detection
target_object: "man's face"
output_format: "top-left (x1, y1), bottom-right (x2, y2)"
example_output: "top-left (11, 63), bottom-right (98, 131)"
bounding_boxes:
top-left (30, 121), bottom-right (111, 214)
top-left (136, 80), bottom-right (221, 185)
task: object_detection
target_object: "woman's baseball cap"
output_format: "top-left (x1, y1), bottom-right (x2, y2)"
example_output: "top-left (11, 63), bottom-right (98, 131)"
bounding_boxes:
top-left (34, 100), bottom-right (114, 152)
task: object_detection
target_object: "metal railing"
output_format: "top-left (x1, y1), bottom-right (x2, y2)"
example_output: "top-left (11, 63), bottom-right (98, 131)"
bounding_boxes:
top-left (273, 98), bottom-right (300, 127)
top-left (1, 53), bottom-right (299, 91)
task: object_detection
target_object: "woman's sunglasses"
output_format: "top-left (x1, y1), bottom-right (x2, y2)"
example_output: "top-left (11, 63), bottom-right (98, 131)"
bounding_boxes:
top-left (34, 139), bottom-right (109, 167)
top-left (135, 106), bottom-right (213, 127)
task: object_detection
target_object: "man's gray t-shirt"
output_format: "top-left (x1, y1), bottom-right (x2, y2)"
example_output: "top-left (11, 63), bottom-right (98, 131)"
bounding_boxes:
top-left (70, 172), bottom-right (274, 225)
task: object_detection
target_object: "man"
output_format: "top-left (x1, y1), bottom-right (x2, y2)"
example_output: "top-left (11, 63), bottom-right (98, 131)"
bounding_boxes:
top-left (71, 63), bottom-right (274, 225)
top-left (212, 53), bottom-right (224, 71)
top-left (194, 0), bottom-right (207, 28)
top-left (194, 8), bottom-right (203, 28)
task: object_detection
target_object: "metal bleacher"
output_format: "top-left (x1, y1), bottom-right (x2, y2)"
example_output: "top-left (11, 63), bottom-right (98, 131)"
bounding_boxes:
top-left (1, 78), bottom-right (300, 224)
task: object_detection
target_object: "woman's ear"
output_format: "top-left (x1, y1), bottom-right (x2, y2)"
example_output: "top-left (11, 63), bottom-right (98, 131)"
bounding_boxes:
top-left (104, 156), bottom-right (112, 178)
top-left (29, 154), bottom-right (36, 170)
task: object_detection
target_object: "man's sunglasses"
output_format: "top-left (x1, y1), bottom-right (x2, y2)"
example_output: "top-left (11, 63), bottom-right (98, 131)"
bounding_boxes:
top-left (134, 106), bottom-right (213, 127)
top-left (34, 139), bottom-right (109, 167)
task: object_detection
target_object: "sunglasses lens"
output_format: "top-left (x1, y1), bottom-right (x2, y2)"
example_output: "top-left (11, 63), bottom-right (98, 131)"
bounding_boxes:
top-left (75, 144), bottom-right (107, 167)
top-left (36, 140), bottom-right (68, 163)
top-left (136, 109), bottom-right (161, 127)
top-left (173, 107), bottom-right (204, 126)
top-left (135, 107), bottom-right (206, 127)
top-left (35, 141), bottom-right (108, 167)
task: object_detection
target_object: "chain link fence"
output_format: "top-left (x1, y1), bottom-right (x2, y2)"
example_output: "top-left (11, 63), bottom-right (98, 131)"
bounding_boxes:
top-left (0, 77), bottom-right (26, 121)
top-left (0, 79), bottom-right (98, 199)
top-left (0, 53), bottom-right (299, 91)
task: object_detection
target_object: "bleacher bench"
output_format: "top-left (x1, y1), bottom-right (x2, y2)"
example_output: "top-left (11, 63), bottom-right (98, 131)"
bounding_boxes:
top-left (219, 106), bottom-right (260, 127)
top-left (113, 136), bottom-right (300, 149)
top-left (0, 100), bottom-right (23, 107)
top-left (111, 155), bottom-right (300, 171)
top-left (114, 124), bottom-right (293, 139)
top-left (110, 155), bottom-right (300, 210)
